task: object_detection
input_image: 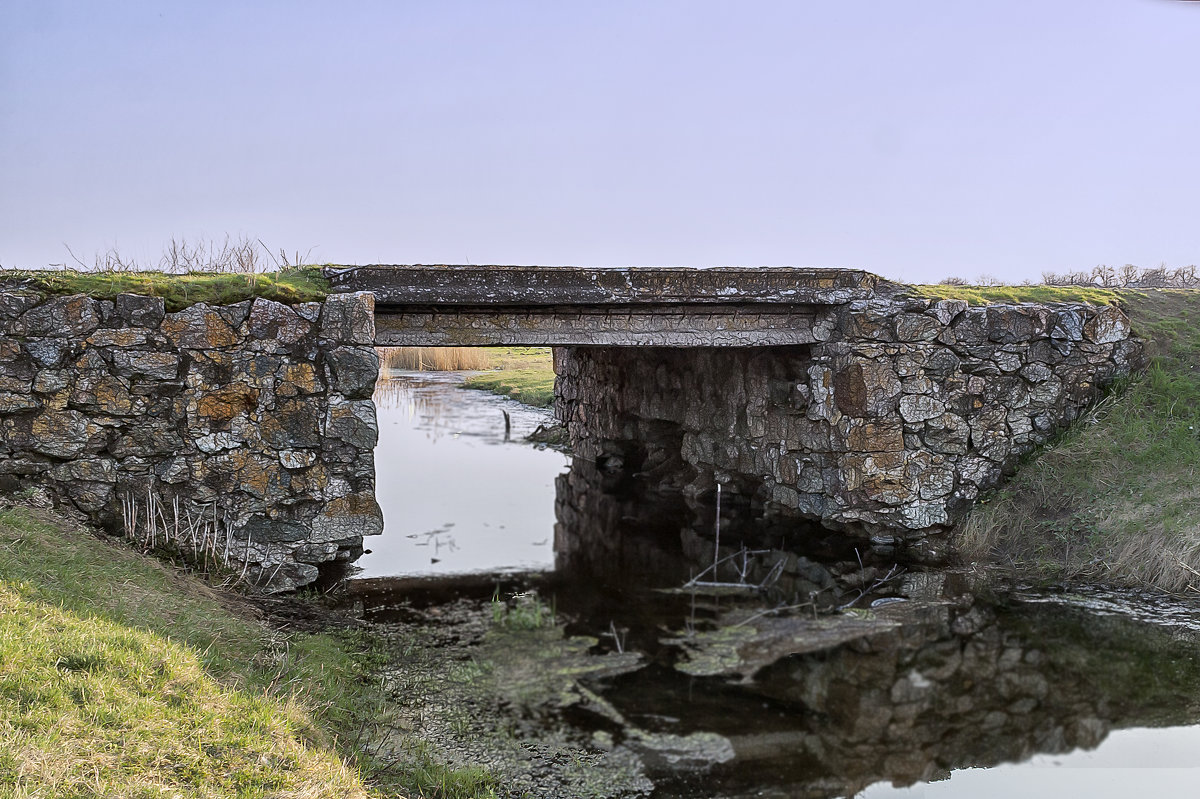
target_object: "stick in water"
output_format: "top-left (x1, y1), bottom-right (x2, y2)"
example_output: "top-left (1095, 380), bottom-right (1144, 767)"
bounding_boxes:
top-left (712, 483), bottom-right (722, 577)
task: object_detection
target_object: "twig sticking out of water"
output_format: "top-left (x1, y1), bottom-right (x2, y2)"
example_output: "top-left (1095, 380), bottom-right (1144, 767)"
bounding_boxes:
top-left (606, 620), bottom-right (627, 654)
top-left (837, 557), bottom-right (905, 610)
top-left (712, 483), bottom-right (722, 576)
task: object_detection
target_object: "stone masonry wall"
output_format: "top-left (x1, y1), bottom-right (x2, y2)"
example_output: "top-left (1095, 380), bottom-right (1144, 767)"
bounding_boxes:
top-left (555, 295), bottom-right (1144, 550)
top-left (0, 289), bottom-right (382, 591)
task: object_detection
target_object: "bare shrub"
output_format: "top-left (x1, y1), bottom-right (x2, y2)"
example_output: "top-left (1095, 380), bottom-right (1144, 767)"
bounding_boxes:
top-left (1041, 263), bottom-right (1200, 290)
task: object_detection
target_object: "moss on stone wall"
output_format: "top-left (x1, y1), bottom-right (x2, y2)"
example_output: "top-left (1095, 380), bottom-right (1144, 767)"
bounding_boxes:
top-left (0, 266), bottom-right (329, 311)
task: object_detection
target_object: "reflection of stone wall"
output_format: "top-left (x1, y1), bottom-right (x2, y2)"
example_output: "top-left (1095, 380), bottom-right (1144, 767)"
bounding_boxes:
top-left (555, 296), bottom-right (1144, 543)
top-left (735, 600), bottom-right (1197, 797)
top-left (0, 289), bottom-right (382, 591)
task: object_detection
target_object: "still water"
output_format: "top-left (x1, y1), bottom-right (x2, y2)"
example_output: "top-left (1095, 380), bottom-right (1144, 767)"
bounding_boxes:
top-left (352, 368), bottom-right (1200, 798)
top-left (357, 369), bottom-right (567, 577)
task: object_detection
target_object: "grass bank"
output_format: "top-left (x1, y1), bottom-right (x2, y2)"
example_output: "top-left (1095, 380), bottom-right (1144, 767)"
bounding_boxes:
top-left (908, 283), bottom-right (1121, 306)
top-left (0, 504), bottom-right (371, 796)
top-left (0, 503), bottom-right (500, 798)
top-left (461, 348), bottom-right (555, 408)
top-left (955, 289), bottom-right (1200, 592)
top-left (379, 347), bottom-right (556, 408)
top-left (0, 266), bottom-right (330, 312)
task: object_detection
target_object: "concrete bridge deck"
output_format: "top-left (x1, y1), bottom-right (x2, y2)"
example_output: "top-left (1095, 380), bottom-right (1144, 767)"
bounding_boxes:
top-left (325, 265), bottom-right (883, 346)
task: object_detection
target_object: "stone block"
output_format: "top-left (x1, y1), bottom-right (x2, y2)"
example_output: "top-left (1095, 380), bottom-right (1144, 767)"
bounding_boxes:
top-left (261, 399), bottom-right (323, 448)
top-left (24, 338), bottom-right (69, 368)
top-left (320, 292), bottom-right (376, 345)
top-left (113, 293), bottom-right (166, 327)
top-left (0, 292), bottom-right (43, 322)
top-left (324, 346), bottom-right (379, 400)
top-left (309, 491), bottom-right (384, 543)
top-left (1049, 308), bottom-right (1084, 341)
top-left (950, 308), bottom-right (989, 347)
top-left (86, 328), bottom-right (151, 348)
top-left (1083, 305), bottom-right (1131, 344)
top-left (928, 299), bottom-right (968, 325)
top-left (894, 313), bottom-right (941, 342)
top-left (923, 413), bottom-right (970, 455)
top-left (13, 295), bottom-right (101, 337)
top-left (899, 394), bottom-right (945, 424)
top-left (247, 297), bottom-right (312, 345)
top-left (838, 418), bottom-right (904, 453)
top-left (987, 306), bottom-right (1044, 343)
top-left (0, 392), bottom-right (39, 413)
top-left (275, 361), bottom-right (324, 397)
top-left (111, 350), bottom-right (181, 380)
top-left (833, 359), bottom-right (901, 418)
top-left (161, 304), bottom-right (241, 348)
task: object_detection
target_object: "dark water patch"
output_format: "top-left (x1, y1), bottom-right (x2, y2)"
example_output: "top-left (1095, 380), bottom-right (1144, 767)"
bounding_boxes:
top-left (346, 371), bottom-right (1200, 797)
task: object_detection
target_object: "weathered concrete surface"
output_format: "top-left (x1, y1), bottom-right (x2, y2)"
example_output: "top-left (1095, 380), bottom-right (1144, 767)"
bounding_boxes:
top-left (328, 265), bottom-right (874, 346)
top-left (327, 264), bottom-right (879, 305)
top-left (0, 289), bottom-right (382, 591)
top-left (374, 305), bottom-right (834, 346)
top-left (555, 295), bottom-right (1145, 547)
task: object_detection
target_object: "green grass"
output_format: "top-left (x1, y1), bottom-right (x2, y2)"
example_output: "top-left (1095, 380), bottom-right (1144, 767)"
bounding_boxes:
top-left (908, 283), bottom-right (1121, 306)
top-left (463, 368), bottom-right (556, 408)
top-left (461, 349), bottom-right (555, 408)
top-left (0, 266), bottom-right (329, 311)
top-left (957, 289), bottom-right (1200, 592)
top-left (0, 504), bottom-right (503, 798)
top-left (0, 505), bottom-right (369, 797)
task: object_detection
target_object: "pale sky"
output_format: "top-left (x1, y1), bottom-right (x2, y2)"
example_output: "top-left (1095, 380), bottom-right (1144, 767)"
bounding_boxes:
top-left (2, 0), bottom-right (1198, 283)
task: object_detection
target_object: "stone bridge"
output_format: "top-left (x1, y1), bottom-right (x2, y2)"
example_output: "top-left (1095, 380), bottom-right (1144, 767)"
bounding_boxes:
top-left (0, 267), bottom-right (1144, 590)
top-left (329, 265), bottom-right (1144, 556)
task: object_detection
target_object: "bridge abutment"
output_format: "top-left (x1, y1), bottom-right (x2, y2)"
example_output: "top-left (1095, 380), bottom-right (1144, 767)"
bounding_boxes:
top-left (555, 295), bottom-right (1143, 547)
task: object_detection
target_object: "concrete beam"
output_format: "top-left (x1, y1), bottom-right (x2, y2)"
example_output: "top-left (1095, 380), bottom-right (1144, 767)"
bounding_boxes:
top-left (325, 265), bottom-right (879, 307)
top-left (374, 304), bottom-right (831, 346)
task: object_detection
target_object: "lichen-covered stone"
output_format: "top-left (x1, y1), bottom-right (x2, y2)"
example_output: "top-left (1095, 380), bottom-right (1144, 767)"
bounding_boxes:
top-left (13, 295), bottom-right (101, 337)
top-left (310, 492), bottom-right (385, 543)
top-left (161, 304), bottom-right (241, 349)
top-left (0, 289), bottom-right (382, 592)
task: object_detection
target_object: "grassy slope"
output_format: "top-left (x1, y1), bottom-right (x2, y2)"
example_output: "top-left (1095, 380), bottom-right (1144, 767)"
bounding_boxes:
top-left (956, 289), bottom-right (1200, 592)
top-left (461, 348), bottom-right (556, 408)
top-left (0, 267), bottom-right (329, 311)
top-left (0, 505), bottom-right (374, 797)
top-left (908, 283), bottom-right (1122, 306)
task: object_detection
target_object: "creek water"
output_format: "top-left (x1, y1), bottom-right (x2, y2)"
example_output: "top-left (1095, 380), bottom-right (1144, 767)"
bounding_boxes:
top-left (347, 368), bottom-right (1200, 798)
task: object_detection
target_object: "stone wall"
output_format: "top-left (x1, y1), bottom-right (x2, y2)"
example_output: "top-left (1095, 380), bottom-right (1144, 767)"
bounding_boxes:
top-left (0, 289), bottom-right (382, 591)
top-left (555, 295), bottom-right (1144, 550)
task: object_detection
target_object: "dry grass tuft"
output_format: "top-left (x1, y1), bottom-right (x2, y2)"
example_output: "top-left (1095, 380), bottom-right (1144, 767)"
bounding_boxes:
top-left (380, 347), bottom-right (494, 371)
